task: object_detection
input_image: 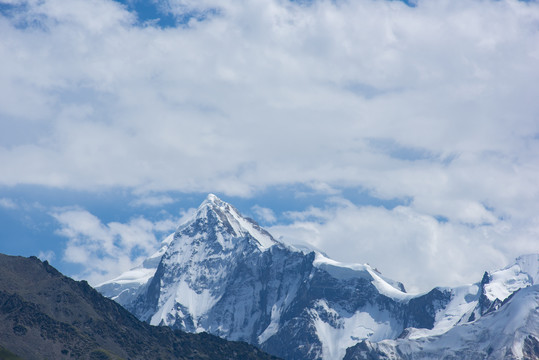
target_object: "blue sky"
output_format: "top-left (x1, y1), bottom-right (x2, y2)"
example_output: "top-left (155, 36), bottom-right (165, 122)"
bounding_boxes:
top-left (1, 0), bottom-right (539, 292)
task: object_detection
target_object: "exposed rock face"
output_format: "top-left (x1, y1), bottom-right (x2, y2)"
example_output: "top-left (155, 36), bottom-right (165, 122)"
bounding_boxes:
top-left (0, 253), bottom-right (280, 360)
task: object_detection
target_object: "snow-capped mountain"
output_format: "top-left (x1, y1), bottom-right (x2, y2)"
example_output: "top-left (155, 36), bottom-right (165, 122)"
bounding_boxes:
top-left (97, 195), bottom-right (539, 360)
top-left (344, 284), bottom-right (539, 360)
top-left (343, 254), bottom-right (539, 359)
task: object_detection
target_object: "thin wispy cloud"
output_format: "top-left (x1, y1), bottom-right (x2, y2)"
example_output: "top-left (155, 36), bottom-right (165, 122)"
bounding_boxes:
top-left (37, 249), bottom-right (55, 263)
top-left (252, 205), bottom-right (277, 224)
top-left (0, 198), bottom-right (17, 209)
top-left (130, 195), bottom-right (176, 207)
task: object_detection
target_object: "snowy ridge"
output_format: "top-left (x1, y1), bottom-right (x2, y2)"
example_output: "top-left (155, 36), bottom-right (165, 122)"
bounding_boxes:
top-left (345, 285), bottom-right (539, 360)
top-left (312, 252), bottom-right (410, 300)
top-left (97, 233), bottom-right (174, 306)
top-left (402, 253), bottom-right (539, 341)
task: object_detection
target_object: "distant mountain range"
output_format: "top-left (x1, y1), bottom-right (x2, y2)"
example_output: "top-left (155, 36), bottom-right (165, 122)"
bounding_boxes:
top-left (98, 194), bottom-right (539, 360)
top-left (0, 253), bottom-right (279, 360)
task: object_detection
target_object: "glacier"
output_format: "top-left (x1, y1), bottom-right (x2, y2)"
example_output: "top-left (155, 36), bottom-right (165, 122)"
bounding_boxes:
top-left (97, 194), bottom-right (539, 360)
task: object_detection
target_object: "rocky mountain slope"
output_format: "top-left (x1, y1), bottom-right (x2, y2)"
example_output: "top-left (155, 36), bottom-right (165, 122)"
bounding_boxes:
top-left (0, 253), bottom-right (279, 360)
top-left (98, 194), bottom-right (539, 360)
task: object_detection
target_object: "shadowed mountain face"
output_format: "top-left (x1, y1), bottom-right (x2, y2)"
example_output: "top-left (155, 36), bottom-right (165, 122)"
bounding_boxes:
top-left (0, 253), bottom-right (280, 360)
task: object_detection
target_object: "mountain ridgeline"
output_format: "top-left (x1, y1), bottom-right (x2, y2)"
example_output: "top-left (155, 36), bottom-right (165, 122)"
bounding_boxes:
top-left (0, 253), bottom-right (279, 360)
top-left (97, 194), bottom-right (539, 360)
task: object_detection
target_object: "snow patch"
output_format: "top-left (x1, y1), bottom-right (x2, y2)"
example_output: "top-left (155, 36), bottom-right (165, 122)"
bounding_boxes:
top-left (151, 280), bottom-right (220, 328)
top-left (150, 293), bottom-right (177, 326)
top-left (311, 300), bottom-right (399, 360)
top-left (258, 304), bottom-right (282, 344)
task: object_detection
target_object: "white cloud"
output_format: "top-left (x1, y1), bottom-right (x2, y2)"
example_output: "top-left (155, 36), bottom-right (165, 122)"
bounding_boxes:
top-left (269, 198), bottom-right (539, 293)
top-left (51, 207), bottom-right (180, 285)
top-left (1, 0), bottom-right (538, 198)
top-left (1, 0), bottom-right (539, 288)
top-left (252, 204), bottom-right (277, 224)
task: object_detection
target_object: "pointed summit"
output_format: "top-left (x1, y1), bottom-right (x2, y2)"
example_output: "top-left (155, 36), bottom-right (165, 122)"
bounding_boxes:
top-left (196, 193), bottom-right (233, 218)
top-left (190, 194), bottom-right (279, 251)
top-left (202, 193), bottom-right (222, 205)
top-left (124, 195), bottom-right (283, 330)
top-left (98, 194), bottom-right (279, 307)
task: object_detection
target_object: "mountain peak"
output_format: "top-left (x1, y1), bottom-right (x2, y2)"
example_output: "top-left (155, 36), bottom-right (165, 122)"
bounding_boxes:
top-left (96, 195), bottom-right (539, 360)
top-left (196, 193), bottom-right (234, 219)
top-left (186, 194), bottom-right (280, 252)
top-left (203, 193), bottom-right (222, 205)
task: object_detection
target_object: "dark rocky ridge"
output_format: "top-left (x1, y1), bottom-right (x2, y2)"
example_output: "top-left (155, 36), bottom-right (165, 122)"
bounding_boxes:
top-left (0, 253), bottom-right (280, 360)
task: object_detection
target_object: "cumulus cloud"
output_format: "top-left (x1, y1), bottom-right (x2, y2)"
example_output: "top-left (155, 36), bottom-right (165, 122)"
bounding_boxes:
top-left (1, 0), bottom-right (539, 287)
top-left (51, 207), bottom-right (180, 285)
top-left (1, 0), bottom-right (538, 198)
top-left (269, 197), bottom-right (539, 292)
